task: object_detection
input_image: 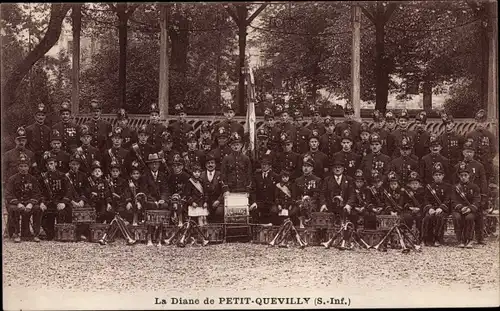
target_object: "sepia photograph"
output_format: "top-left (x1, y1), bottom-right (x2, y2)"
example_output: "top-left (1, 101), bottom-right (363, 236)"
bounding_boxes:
top-left (2, 1), bottom-right (499, 309)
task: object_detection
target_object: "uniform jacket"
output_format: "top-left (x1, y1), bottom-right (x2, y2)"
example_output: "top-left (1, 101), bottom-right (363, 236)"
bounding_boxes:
top-left (76, 144), bottom-right (101, 174)
top-left (147, 122), bottom-right (168, 152)
top-left (451, 181), bottom-right (481, 213)
top-left (85, 118), bottom-right (112, 151)
top-left (254, 147), bottom-right (278, 172)
top-left (65, 170), bottom-right (90, 203)
top-left (168, 121), bottom-right (193, 152)
top-left (212, 145), bottom-right (232, 170)
top-left (291, 125), bottom-right (311, 155)
top-left (52, 121), bottom-right (81, 153)
top-left (26, 122), bottom-right (51, 156)
top-left (221, 152), bottom-right (253, 193)
top-left (354, 140), bottom-right (372, 159)
top-left (276, 150), bottom-right (301, 179)
top-left (300, 150), bottom-right (329, 179)
top-left (353, 186), bottom-right (370, 210)
top-left (366, 185), bottom-right (385, 212)
top-left (253, 170), bottom-right (280, 204)
top-left (452, 159), bottom-right (487, 195)
top-left (124, 177), bottom-right (149, 205)
top-left (39, 170), bottom-right (71, 204)
top-left (466, 128), bottom-right (497, 164)
top-left (108, 176), bottom-right (128, 207)
top-left (103, 146), bottom-right (130, 174)
top-left (292, 174), bottom-right (322, 209)
top-left (320, 174), bottom-right (355, 211)
top-left (335, 120), bottom-right (362, 142)
top-left (413, 129), bottom-right (431, 160)
top-left (166, 171), bottom-right (191, 198)
top-left (5, 173), bottom-right (42, 206)
top-left (401, 187), bottom-right (426, 212)
top-left (383, 186), bottom-right (404, 213)
top-left (359, 152), bottom-right (391, 184)
top-left (438, 131), bottom-right (465, 166)
top-left (320, 132), bottom-right (342, 167)
top-left (388, 156), bottom-right (419, 186)
top-left (391, 128), bottom-right (416, 159)
top-left (88, 176), bottom-right (112, 204)
top-left (275, 181), bottom-right (294, 209)
top-left (263, 125), bottom-right (282, 153)
top-left (307, 122), bottom-right (326, 136)
top-left (423, 181), bottom-right (451, 214)
top-left (420, 153), bottom-right (450, 185)
top-left (201, 170), bottom-right (223, 204)
top-left (333, 151), bottom-right (361, 178)
top-left (3, 147), bottom-right (35, 180)
top-left (50, 149), bottom-right (71, 174)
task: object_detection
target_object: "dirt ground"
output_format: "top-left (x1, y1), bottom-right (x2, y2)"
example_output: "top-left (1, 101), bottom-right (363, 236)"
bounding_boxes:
top-left (3, 239), bottom-right (499, 309)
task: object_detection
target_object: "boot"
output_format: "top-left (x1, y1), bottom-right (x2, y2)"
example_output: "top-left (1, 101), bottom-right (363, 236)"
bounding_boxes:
top-left (13, 234), bottom-right (21, 243)
top-left (465, 240), bottom-right (474, 249)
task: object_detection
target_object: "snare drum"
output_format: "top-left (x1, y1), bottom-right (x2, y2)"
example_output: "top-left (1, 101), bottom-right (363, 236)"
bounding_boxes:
top-left (310, 212), bottom-right (336, 228)
top-left (145, 210), bottom-right (171, 226)
top-left (188, 205), bottom-right (209, 217)
top-left (224, 192), bottom-right (250, 223)
top-left (377, 215), bottom-right (399, 229)
top-left (55, 223), bottom-right (76, 242)
top-left (72, 208), bottom-right (96, 223)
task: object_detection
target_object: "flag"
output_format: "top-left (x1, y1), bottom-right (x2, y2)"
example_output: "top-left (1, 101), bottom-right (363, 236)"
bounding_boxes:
top-left (244, 66), bottom-right (256, 159)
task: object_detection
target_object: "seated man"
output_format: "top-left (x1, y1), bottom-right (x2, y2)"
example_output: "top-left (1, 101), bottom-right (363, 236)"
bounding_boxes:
top-left (401, 171), bottom-right (425, 244)
top-left (292, 156), bottom-right (322, 228)
top-left (66, 155), bottom-right (91, 241)
top-left (5, 153), bottom-right (43, 243)
top-left (320, 159), bottom-right (355, 223)
top-left (365, 170), bottom-right (385, 230)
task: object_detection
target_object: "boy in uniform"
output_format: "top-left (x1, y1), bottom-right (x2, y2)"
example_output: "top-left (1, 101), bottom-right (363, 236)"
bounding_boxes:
top-left (66, 154), bottom-right (91, 241)
top-left (320, 116), bottom-right (342, 169)
top-left (335, 104), bottom-right (361, 143)
top-left (413, 111), bottom-right (431, 160)
top-left (168, 103), bottom-right (193, 153)
top-left (438, 112), bottom-right (465, 167)
top-left (85, 99), bottom-right (112, 152)
top-left (292, 156), bottom-right (322, 228)
top-left (52, 101), bottom-right (80, 154)
top-left (75, 125), bottom-right (101, 175)
top-left (273, 168), bottom-right (295, 225)
top-left (401, 171), bottom-right (425, 244)
top-left (104, 127), bottom-right (130, 175)
top-left (276, 133), bottom-right (301, 180)
top-left (26, 103), bottom-right (51, 169)
top-left (146, 103), bottom-right (168, 152)
top-left (333, 130), bottom-right (361, 179)
top-left (127, 125), bottom-right (154, 173)
top-left (365, 170), bottom-right (386, 229)
top-left (291, 110), bottom-right (311, 155)
top-left (354, 122), bottom-right (372, 159)
top-left (301, 130), bottom-right (329, 179)
top-left (88, 161), bottom-right (113, 224)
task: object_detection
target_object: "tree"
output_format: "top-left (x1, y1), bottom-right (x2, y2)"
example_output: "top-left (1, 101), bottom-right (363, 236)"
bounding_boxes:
top-left (2, 3), bottom-right (72, 110)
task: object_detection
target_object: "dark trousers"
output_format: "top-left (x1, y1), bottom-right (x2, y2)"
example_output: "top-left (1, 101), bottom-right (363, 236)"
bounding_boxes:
top-left (363, 211), bottom-right (378, 230)
top-left (8, 205), bottom-right (42, 237)
top-left (422, 213), bottom-right (446, 243)
top-left (207, 201), bottom-right (224, 224)
top-left (452, 211), bottom-right (475, 244)
top-left (41, 202), bottom-right (72, 240)
top-left (474, 201), bottom-right (487, 242)
top-left (254, 201), bottom-right (276, 224)
top-left (94, 200), bottom-right (114, 224)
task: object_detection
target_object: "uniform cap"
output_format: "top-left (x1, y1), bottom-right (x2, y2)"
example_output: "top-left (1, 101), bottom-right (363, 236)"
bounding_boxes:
top-left (360, 122), bottom-right (371, 134)
top-left (205, 152), bottom-right (216, 162)
top-left (408, 171), bottom-right (421, 182)
top-left (387, 171), bottom-right (399, 182)
top-left (303, 155), bottom-right (315, 167)
top-left (16, 126), bottom-right (27, 140)
top-left (161, 131), bottom-right (173, 142)
top-left (324, 115), bottom-right (335, 126)
top-left (372, 110), bottom-right (384, 122)
top-left (130, 160), bottom-right (141, 172)
top-left (385, 110), bottom-right (395, 121)
top-left (90, 99), bottom-right (101, 111)
top-left (172, 153), bottom-right (184, 165)
top-left (18, 153), bottom-right (30, 166)
top-left (191, 162), bottom-right (202, 172)
top-left (91, 160), bottom-right (102, 170)
top-left (399, 109), bottom-right (410, 120)
top-left (201, 137), bottom-right (213, 147)
top-left (280, 132), bottom-right (292, 144)
top-left (174, 103), bottom-right (185, 115)
top-left (146, 153), bottom-right (162, 163)
top-left (457, 161), bottom-right (471, 174)
top-left (293, 110), bottom-right (303, 120)
top-left (69, 153), bottom-right (81, 164)
top-left (433, 162), bottom-right (445, 174)
top-left (200, 121), bottom-right (211, 133)
top-left (80, 124), bottom-right (92, 136)
top-left (371, 169), bottom-right (382, 182)
top-left (117, 108), bottom-right (128, 120)
top-left (341, 129), bottom-right (353, 142)
top-left (354, 169), bottom-right (365, 181)
top-left (60, 101), bottom-right (71, 113)
top-left (257, 128), bottom-right (269, 138)
top-left (186, 131), bottom-right (197, 143)
top-left (229, 132), bottom-right (242, 144)
top-left (429, 133), bottom-right (440, 147)
top-left (138, 124), bottom-right (148, 134)
top-left (110, 160), bottom-right (121, 169)
top-left (369, 132), bottom-right (382, 144)
top-left (415, 111), bottom-right (427, 124)
top-left (309, 129), bottom-right (321, 141)
top-left (475, 109), bottom-right (487, 122)
top-left (50, 129), bottom-right (62, 142)
top-left (36, 103), bottom-right (47, 114)
top-left (43, 151), bottom-right (56, 163)
top-left (264, 107), bottom-right (274, 119)
top-left (463, 139), bottom-right (476, 151)
top-left (110, 126), bottom-right (123, 138)
top-left (150, 103), bottom-right (160, 114)
top-left (217, 126), bottom-right (229, 138)
top-left (400, 136), bottom-right (413, 149)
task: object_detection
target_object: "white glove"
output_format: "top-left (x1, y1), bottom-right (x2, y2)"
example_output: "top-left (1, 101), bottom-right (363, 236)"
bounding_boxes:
top-left (213, 200), bottom-right (220, 208)
top-left (192, 202), bottom-right (198, 208)
top-left (17, 203), bottom-right (25, 210)
top-left (223, 191), bottom-right (230, 197)
top-left (91, 192), bottom-right (98, 197)
top-left (106, 203), bottom-right (112, 212)
top-left (78, 200), bottom-right (84, 208)
top-left (428, 208), bottom-right (436, 215)
top-left (158, 200), bottom-right (165, 205)
top-left (250, 202), bottom-right (257, 211)
top-left (344, 204), bottom-right (352, 214)
top-left (40, 202), bottom-right (47, 211)
top-left (390, 211), bottom-right (398, 216)
top-left (126, 202), bottom-right (133, 210)
top-left (25, 203), bottom-right (33, 211)
top-left (436, 208), bottom-right (443, 215)
top-left (137, 202), bottom-right (142, 210)
top-left (203, 202), bottom-right (208, 208)
top-left (320, 205), bottom-right (328, 212)
top-left (71, 200), bottom-right (79, 208)
top-left (57, 203), bottom-right (65, 211)
top-left (277, 205), bottom-right (282, 211)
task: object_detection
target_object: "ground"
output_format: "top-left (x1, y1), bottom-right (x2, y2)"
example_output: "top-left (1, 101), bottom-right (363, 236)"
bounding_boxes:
top-left (3, 239), bottom-right (499, 309)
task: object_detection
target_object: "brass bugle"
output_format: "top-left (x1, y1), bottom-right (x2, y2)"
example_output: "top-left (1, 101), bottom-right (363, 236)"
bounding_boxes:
top-left (395, 226), bottom-right (410, 254)
top-left (269, 220), bottom-right (290, 246)
top-left (164, 223), bottom-right (185, 245)
top-left (178, 221), bottom-right (191, 247)
top-left (115, 215), bottom-right (136, 245)
top-left (373, 226), bottom-right (396, 251)
top-left (289, 224), bottom-right (307, 248)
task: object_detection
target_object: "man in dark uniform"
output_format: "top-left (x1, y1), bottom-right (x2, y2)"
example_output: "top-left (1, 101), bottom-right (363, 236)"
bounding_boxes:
top-left (291, 110), bottom-right (311, 155)
top-left (26, 103), bottom-right (51, 169)
top-left (66, 154), bottom-right (92, 241)
top-left (451, 162), bottom-right (480, 248)
top-left (52, 101), bottom-right (80, 154)
top-left (3, 127), bottom-right (35, 180)
top-left (365, 170), bottom-right (386, 229)
top-left (201, 153), bottom-right (224, 223)
top-left (5, 153), bottom-right (43, 242)
top-left (292, 155), bottom-right (322, 228)
top-left (384, 171), bottom-right (405, 216)
top-left (320, 116), bottom-right (342, 169)
top-left (39, 152), bottom-right (72, 240)
top-left (354, 122), bottom-right (372, 159)
top-left (335, 104), bottom-right (361, 143)
top-left (413, 111), bottom-right (431, 160)
top-left (379, 110), bottom-right (396, 156)
top-left (359, 133), bottom-right (391, 184)
top-left (168, 103), bottom-right (193, 153)
top-left (166, 155), bottom-right (191, 211)
top-left (333, 129), bottom-right (361, 179)
top-left (75, 125), bottom-right (101, 176)
top-left (438, 112), bottom-right (465, 167)
top-left (220, 132), bottom-right (253, 195)
top-left (254, 127), bottom-right (278, 173)
top-left (276, 132), bottom-right (301, 180)
top-left (301, 129), bottom-right (329, 179)
top-left (146, 103), bottom-right (168, 152)
top-left (466, 109), bottom-right (497, 184)
top-left (116, 108), bottom-right (138, 149)
top-left (401, 171), bottom-right (425, 243)
top-left (127, 124), bottom-right (154, 173)
top-left (422, 162), bottom-right (451, 246)
top-left (104, 127), bottom-right (130, 175)
top-left (277, 104), bottom-right (295, 138)
top-left (307, 106), bottom-right (325, 136)
top-left (212, 126), bottom-right (232, 170)
top-left (388, 136), bottom-right (419, 186)
top-left (198, 121), bottom-right (212, 148)
top-left (217, 102), bottom-right (244, 140)
top-left (420, 134), bottom-right (450, 185)
top-left (158, 131), bottom-right (179, 176)
top-left (391, 109), bottom-right (416, 160)
top-left (88, 160), bottom-right (113, 224)
top-left (48, 129), bottom-right (71, 174)
top-left (85, 99), bottom-right (112, 152)
top-left (252, 155), bottom-right (280, 224)
top-left (183, 131), bottom-right (206, 174)
top-left (262, 108), bottom-right (281, 153)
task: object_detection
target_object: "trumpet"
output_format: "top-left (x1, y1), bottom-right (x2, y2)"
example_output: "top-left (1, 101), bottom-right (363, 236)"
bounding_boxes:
top-left (395, 226), bottom-right (410, 254)
top-left (177, 220), bottom-right (192, 247)
top-left (164, 222), bottom-right (187, 245)
top-left (269, 220), bottom-right (290, 246)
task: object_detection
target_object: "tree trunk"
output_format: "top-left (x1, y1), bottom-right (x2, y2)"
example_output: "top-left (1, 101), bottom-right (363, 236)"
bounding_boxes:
top-left (159, 4), bottom-right (170, 119)
top-left (480, 19), bottom-right (489, 109)
top-left (422, 80), bottom-right (432, 112)
top-left (237, 5), bottom-right (248, 115)
top-left (71, 4), bottom-right (81, 115)
top-left (2, 4), bottom-right (71, 109)
top-left (169, 11), bottom-right (190, 106)
top-left (374, 20), bottom-right (388, 112)
top-left (117, 4), bottom-right (128, 109)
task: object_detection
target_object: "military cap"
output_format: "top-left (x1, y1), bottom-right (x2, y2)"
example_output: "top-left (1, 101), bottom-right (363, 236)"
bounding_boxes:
top-left (117, 108), bottom-right (128, 120)
top-left (91, 160), bottom-right (102, 170)
top-left (229, 132), bottom-right (243, 144)
top-left (217, 126), bottom-right (229, 138)
top-left (371, 169), bottom-right (382, 182)
top-left (201, 137), bottom-right (213, 147)
top-left (186, 131), bottom-right (197, 143)
top-left (161, 131), bottom-right (173, 143)
top-left (264, 107), bottom-right (275, 120)
top-left (429, 133), bottom-right (440, 147)
top-left (332, 157), bottom-right (344, 167)
top-left (344, 104), bottom-right (354, 115)
top-left (110, 127), bottom-right (123, 138)
top-left (150, 103), bottom-right (160, 114)
top-left (80, 124), bottom-right (92, 137)
top-left (137, 124), bottom-right (148, 135)
top-left (16, 126), bottom-right (27, 140)
top-left (399, 109), bottom-right (410, 120)
top-left (463, 139), bottom-right (476, 151)
top-left (432, 162), bottom-right (445, 175)
top-left (130, 160), bottom-right (141, 172)
top-left (69, 153), bottom-right (81, 164)
top-left (360, 122), bottom-right (371, 134)
top-left (200, 121), bottom-right (211, 133)
top-left (36, 103), bottom-right (47, 115)
top-left (310, 105), bottom-right (320, 116)
top-left (293, 110), bottom-right (303, 120)
top-left (387, 171), bottom-right (399, 182)
top-left (408, 171), bottom-right (421, 182)
top-left (261, 154), bottom-right (273, 165)
top-left (110, 160), bottom-right (121, 169)
top-left (400, 136), bottom-right (413, 150)
top-left (172, 153), bottom-right (184, 166)
top-left (191, 162), bottom-right (202, 172)
top-left (324, 115), bottom-right (335, 127)
top-left (369, 132), bottom-right (382, 144)
top-left (60, 101), bottom-right (71, 113)
top-left (341, 129), bottom-right (354, 142)
top-left (222, 101), bottom-right (234, 113)
top-left (90, 99), bottom-right (102, 111)
top-left (415, 111), bottom-right (427, 124)
top-left (302, 155), bottom-right (315, 167)
top-left (280, 132), bottom-right (292, 144)
top-left (475, 109), bottom-right (487, 122)
top-left (174, 103), bottom-right (185, 115)
top-left (457, 161), bottom-right (471, 174)
top-left (309, 129), bottom-right (321, 141)
top-left (274, 103), bottom-right (284, 116)
top-left (354, 169), bottom-right (365, 181)
top-left (43, 151), bottom-right (56, 163)
top-left (257, 128), bottom-right (269, 138)
top-left (372, 110), bottom-right (384, 122)
top-left (205, 152), bottom-right (216, 162)
top-left (385, 110), bottom-right (396, 121)
top-left (18, 153), bottom-right (30, 166)
top-left (50, 129), bottom-right (62, 142)
top-left (441, 112), bottom-right (454, 124)
top-left (146, 153), bottom-right (162, 163)
top-left (280, 168), bottom-right (292, 177)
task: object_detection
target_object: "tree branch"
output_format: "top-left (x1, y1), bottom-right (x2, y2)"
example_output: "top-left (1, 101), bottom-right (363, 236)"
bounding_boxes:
top-left (383, 3), bottom-right (398, 24)
top-left (126, 4), bottom-right (140, 18)
top-left (225, 6), bottom-right (239, 24)
top-left (360, 5), bottom-right (375, 24)
top-left (246, 3), bottom-right (268, 25)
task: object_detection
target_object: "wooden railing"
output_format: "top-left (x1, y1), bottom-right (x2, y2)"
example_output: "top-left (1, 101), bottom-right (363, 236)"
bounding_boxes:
top-left (75, 114), bottom-right (497, 137)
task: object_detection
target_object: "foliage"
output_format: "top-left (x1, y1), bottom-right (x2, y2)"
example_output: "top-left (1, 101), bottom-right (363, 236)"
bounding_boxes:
top-left (443, 78), bottom-right (482, 118)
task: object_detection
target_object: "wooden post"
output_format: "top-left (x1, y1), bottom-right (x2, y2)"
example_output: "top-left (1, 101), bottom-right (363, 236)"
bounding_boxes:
top-left (159, 4), bottom-right (169, 119)
top-left (71, 4), bottom-right (81, 115)
top-left (487, 0), bottom-right (497, 120)
top-left (351, 5), bottom-right (361, 119)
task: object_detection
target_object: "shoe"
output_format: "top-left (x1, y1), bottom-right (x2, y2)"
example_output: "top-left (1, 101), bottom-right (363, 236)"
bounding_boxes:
top-left (98, 239), bottom-right (107, 245)
top-left (33, 237), bottom-right (41, 243)
top-left (80, 235), bottom-right (87, 242)
top-left (147, 240), bottom-right (153, 246)
top-left (132, 222), bottom-right (138, 227)
top-left (465, 241), bottom-right (474, 249)
top-left (434, 241), bottom-right (440, 247)
top-left (476, 241), bottom-right (486, 245)
top-left (202, 239), bottom-right (209, 247)
top-left (14, 235), bottom-right (21, 243)
top-left (126, 239), bottom-right (137, 246)
top-left (458, 243), bottom-right (465, 248)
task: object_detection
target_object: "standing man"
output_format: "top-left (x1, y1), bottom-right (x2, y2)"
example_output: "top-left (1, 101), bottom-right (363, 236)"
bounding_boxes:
top-left (391, 109), bottom-right (416, 160)
top-left (276, 133), bottom-right (301, 180)
top-left (388, 137), bottom-right (419, 186)
top-left (47, 129), bottom-right (71, 174)
top-left (291, 110), bottom-right (311, 155)
top-left (332, 130), bottom-right (361, 179)
top-left (335, 104), bottom-right (361, 143)
top-left (277, 104), bottom-right (295, 138)
top-left (3, 127), bottom-right (35, 180)
top-left (75, 125), bottom-right (101, 176)
top-left (301, 130), bottom-right (329, 179)
top-left (221, 132), bottom-right (253, 195)
top-left (420, 134), bottom-right (450, 185)
top-left (217, 102), bottom-right (244, 139)
top-left (212, 126), bottom-right (232, 170)
top-left (116, 108), bottom-right (137, 149)
top-left (262, 108), bottom-right (281, 153)
top-left (383, 110), bottom-right (397, 157)
top-left (371, 110), bottom-right (392, 156)
top-left (147, 103), bottom-right (168, 152)
top-left (292, 155), bottom-right (322, 228)
top-left (413, 111), bottom-right (431, 160)
top-left (201, 153), bottom-right (224, 224)
top-left (85, 99), bottom-right (112, 152)
top-left (103, 127), bottom-right (130, 175)
top-left (307, 106), bottom-right (325, 136)
top-left (26, 103), bottom-right (51, 170)
top-left (254, 128), bottom-right (278, 173)
top-left (168, 103), bottom-right (193, 153)
top-left (438, 112), bottom-right (465, 167)
top-left (320, 116), bottom-right (342, 169)
top-left (52, 101), bottom-right (80, 154)
top-left (359, 133), bottom-right (391, 185)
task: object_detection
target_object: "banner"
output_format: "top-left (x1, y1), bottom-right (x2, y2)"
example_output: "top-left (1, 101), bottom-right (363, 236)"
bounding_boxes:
top-left (244, 66), bottom-right (256, 159)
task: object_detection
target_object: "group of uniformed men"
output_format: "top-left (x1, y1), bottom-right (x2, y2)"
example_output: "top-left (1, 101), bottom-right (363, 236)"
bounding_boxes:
top-left (3, 98), bottom-right (498, 249)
